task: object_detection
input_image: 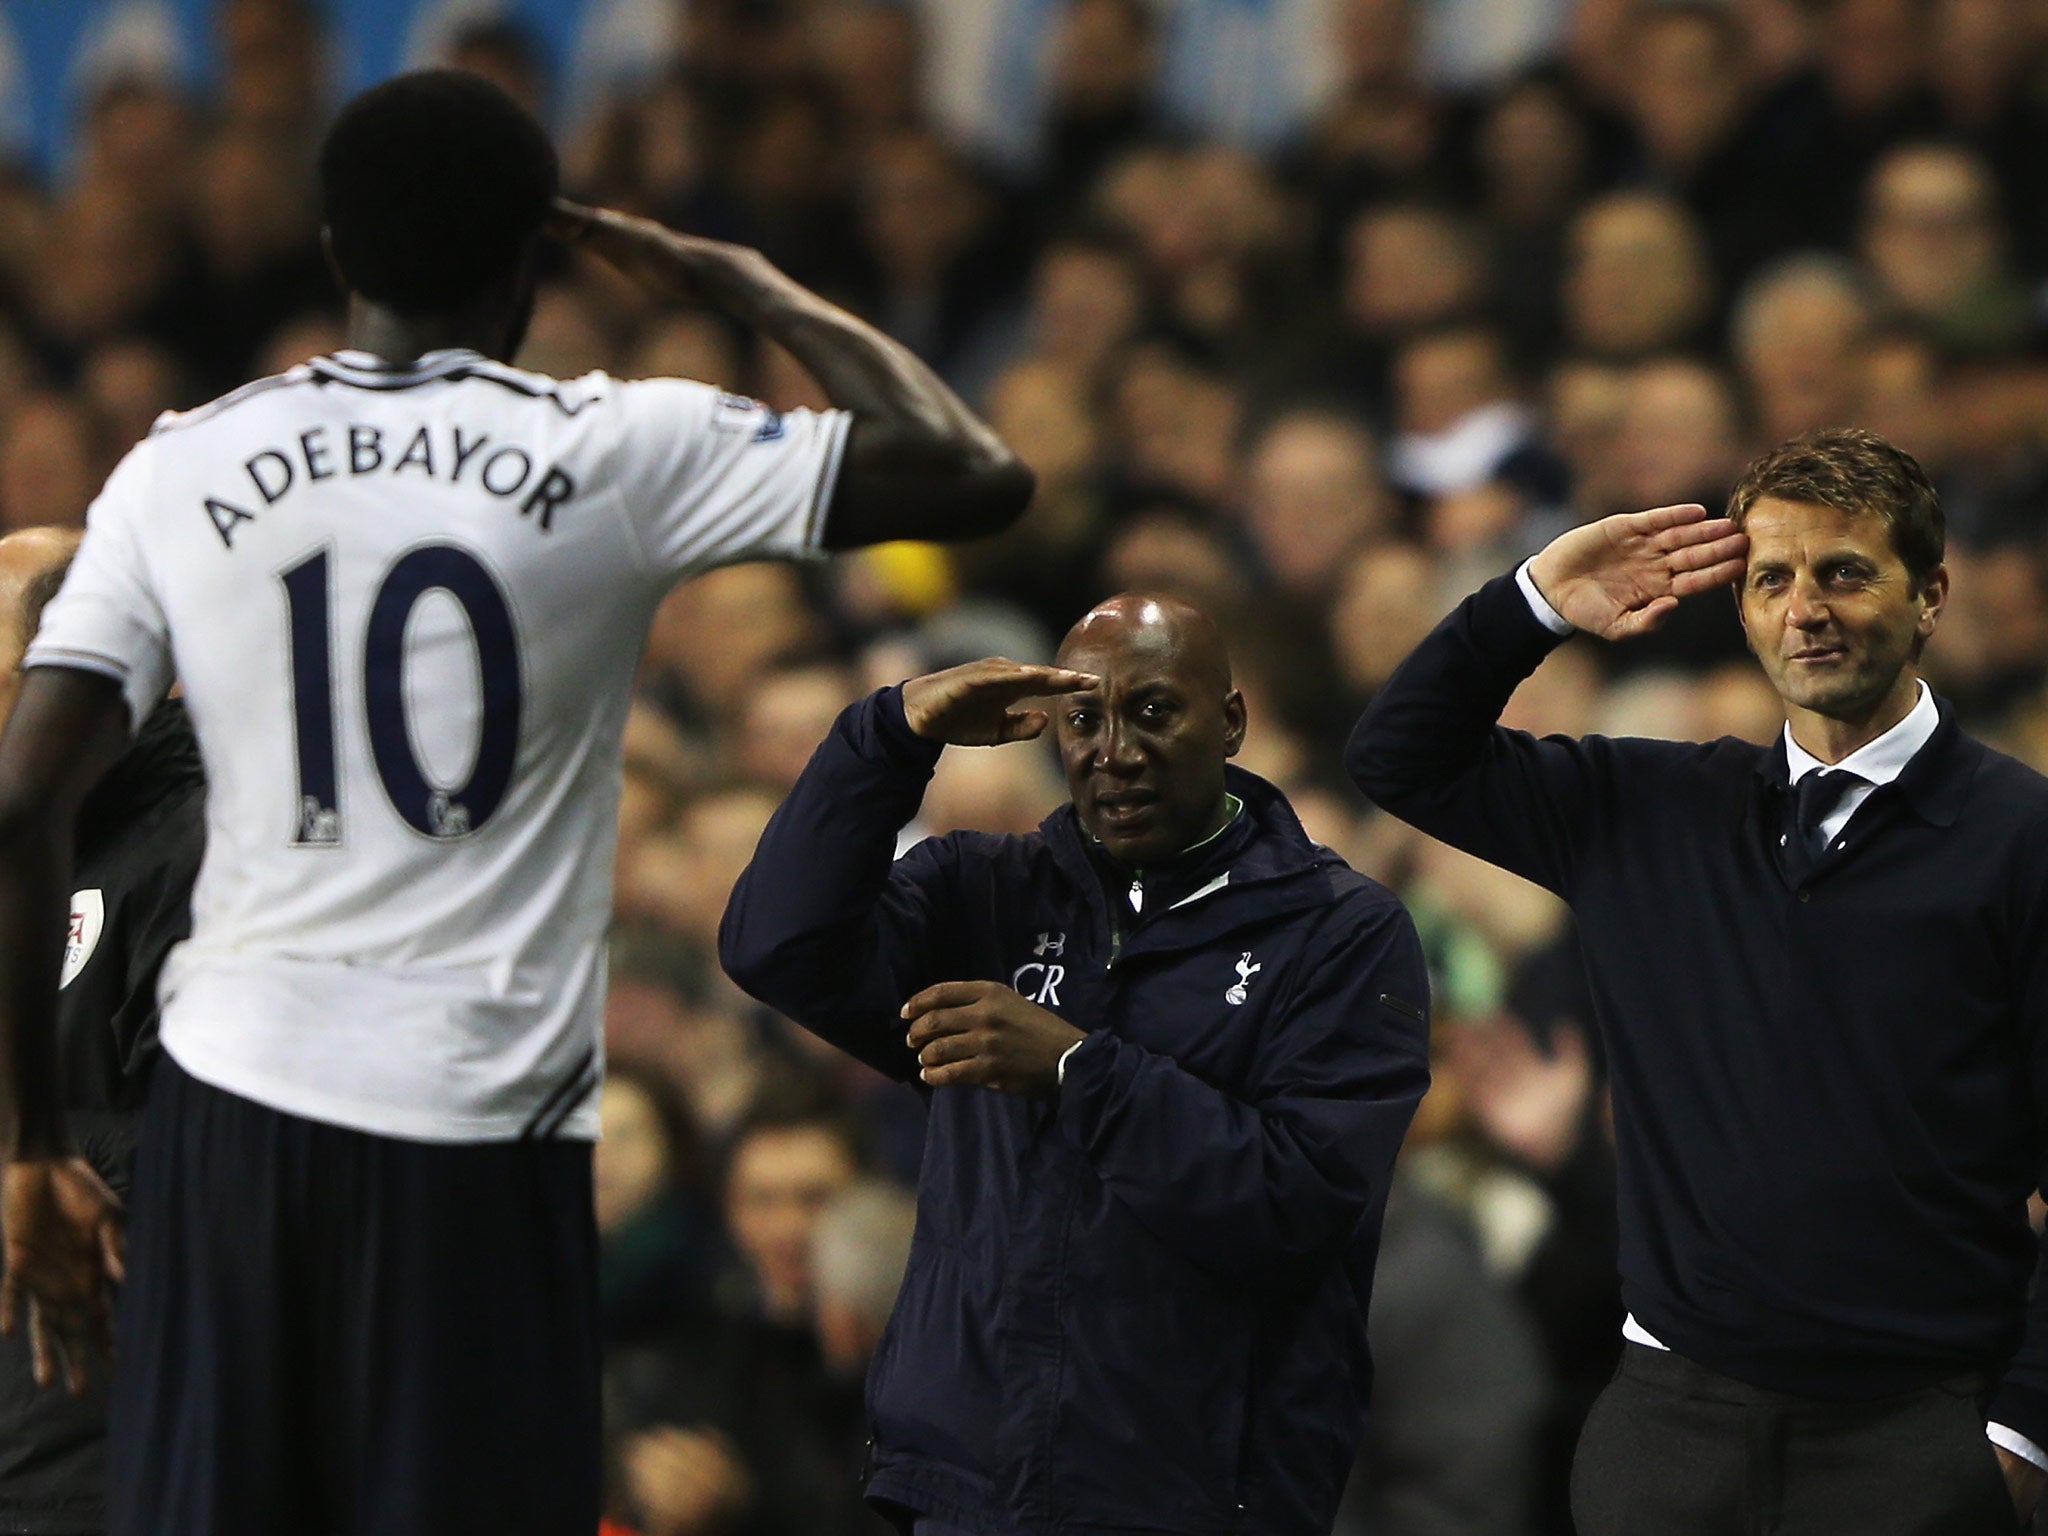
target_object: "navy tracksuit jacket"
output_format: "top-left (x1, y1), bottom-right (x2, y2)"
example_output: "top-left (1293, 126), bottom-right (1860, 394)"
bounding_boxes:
top-left (720, 687), bottom-right (1430, 1536)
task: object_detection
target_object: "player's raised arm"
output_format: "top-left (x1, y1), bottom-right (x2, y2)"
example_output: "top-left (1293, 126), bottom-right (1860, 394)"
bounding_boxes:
top-left (550, 200), bottom-right (1033, 548)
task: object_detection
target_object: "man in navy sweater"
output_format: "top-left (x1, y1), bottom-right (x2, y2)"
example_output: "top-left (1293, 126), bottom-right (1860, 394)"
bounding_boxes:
top-left (1349, 427), bottom-right (2048, 1532)
top-left (721, 594), bottom-right (1430, 1536)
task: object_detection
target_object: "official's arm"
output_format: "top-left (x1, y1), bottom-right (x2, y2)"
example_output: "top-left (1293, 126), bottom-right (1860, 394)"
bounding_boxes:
top-left (721, 661), bottom-right (1092, 1077)
top-left (718, 687), bottom-right (952, 1080)
top-left (0, 667), bottom-right (132, 1390)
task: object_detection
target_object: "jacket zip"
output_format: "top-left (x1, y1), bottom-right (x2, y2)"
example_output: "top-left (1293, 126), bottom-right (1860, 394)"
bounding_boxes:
top-left (1107, 871), bottom-right (1143, 970)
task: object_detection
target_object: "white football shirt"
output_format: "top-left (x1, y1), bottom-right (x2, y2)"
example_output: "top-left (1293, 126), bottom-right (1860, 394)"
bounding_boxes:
top-left (27, 348), bottom-right (849, 1142)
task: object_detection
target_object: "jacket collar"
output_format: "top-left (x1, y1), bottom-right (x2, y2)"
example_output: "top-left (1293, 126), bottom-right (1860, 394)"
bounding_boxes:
top-left (1753, 693), bottom-right (1975, 828)
top-left (1043, 765), bottom-right (1345, 952)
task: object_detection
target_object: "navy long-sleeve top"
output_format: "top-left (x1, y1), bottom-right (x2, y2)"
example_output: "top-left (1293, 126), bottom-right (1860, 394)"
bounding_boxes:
top-left (1346, 571), bottom-right (2048, 1450)
top-left (721, 687), bottom-right (1431, 1536)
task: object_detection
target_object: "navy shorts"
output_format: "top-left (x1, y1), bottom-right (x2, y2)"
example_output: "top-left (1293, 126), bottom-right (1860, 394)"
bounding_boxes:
top-left (107, 1057), bottom-right (599, 1536)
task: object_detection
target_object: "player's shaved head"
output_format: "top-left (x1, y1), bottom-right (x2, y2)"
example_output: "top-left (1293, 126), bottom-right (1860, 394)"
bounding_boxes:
top-left (1054, 592), bottom-right (1246, 865)
top-left (320, 69), bottom-right (558, 315)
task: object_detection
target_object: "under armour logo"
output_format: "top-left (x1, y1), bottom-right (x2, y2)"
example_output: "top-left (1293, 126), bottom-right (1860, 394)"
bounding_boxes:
top-left (1225, 952), bottom-right (1261, 1006)
top-left (1033, 931), bottom-right (1066, 958)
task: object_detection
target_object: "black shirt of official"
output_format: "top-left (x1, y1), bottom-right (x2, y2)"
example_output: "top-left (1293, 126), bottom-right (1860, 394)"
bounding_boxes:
top-left (0, 699), bottom-right (204, 1533)
top-left (1346, 571), bottom-right (2048, 1450)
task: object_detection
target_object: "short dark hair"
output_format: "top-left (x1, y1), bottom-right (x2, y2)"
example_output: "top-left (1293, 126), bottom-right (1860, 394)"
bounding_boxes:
top-left (319, 69), bottom-right (558, 314)
top-left (1727, 427), bottom-right (1944, 581)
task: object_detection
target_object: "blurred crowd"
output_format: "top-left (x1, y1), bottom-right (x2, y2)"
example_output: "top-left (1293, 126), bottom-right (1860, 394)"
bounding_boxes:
top-left (7, 0), bottom-right (2048, 1532)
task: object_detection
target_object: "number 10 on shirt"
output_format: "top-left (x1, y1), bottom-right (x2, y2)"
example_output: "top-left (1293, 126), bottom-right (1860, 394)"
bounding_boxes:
top-left (280, 544), bottom-right (524, 846)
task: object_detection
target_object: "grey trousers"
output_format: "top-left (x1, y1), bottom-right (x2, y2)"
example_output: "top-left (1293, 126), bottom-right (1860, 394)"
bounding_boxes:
top-left (1572, 1343), bottom-right (2020, 1535)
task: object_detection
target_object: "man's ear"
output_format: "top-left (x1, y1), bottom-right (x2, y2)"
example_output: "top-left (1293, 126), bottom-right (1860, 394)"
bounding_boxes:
top-left (1222, 689), bottom-right (1246, 758)
top-left (1917, 562), bottom-right (1949, 641)
top-left (1730, 581), bottom-right (1757, 657)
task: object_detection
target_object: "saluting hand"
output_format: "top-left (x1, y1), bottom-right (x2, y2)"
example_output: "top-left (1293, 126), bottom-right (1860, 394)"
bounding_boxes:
top-left (1525, 503), bottom-right (1749, 641)
top-left (546, 196), bottom-right (784, 314)
top-left (0, 1158), bottom-right (123, 1395)
top-left (902, 981), bottom-right (1087, 1094)
top-left (900, 660), bottom-right (1099, 747)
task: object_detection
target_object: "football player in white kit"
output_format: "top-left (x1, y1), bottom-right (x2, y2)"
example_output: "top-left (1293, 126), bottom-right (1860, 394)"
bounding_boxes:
top-left (0, 70), bottom-right (1031, 1535)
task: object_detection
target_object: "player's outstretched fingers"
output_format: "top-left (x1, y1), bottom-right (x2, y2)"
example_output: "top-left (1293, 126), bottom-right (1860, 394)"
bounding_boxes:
top-left (62, 1158), bottom-right (124, 1286)
top-left (544, 196), bottom-right (597, 243)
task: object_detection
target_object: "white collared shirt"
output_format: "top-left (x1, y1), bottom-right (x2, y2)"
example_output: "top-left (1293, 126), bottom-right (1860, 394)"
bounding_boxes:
top-left (1780, 678), bottom-right (1938, 845)
top-left (1515, 565), bottom-right (2045, 1471)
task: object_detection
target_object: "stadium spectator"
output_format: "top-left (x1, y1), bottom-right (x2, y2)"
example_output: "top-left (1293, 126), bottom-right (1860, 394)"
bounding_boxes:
top-left (1561, 191), bottom-right (1716, 362)
top-left (810, 1177), bottom-right (916, 1377)
top-left (721, 596), bottom-right (1431, 1535)
top-left (608, 1084), bottom-right (882, 1536)
top-left (1731, 255), bottom-right (1875, 448)
top-left (1333, 199), bottom-right (1492, 413)
top-left (596, 1061), bottom-right (723, 1346)
top-left (1240, 405), bottom-right (1394, 599)
top-left (1037, 0), bottom-right (1162, 219)
top-left (0, 395), bottom-right (105, 533)
top-left (1860, 140), bottom-right (2039, 358)
top-left (603, 935), bottom-right (764, 1153)
top-left (1337, 1175), bottom-right (1550, 1536)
